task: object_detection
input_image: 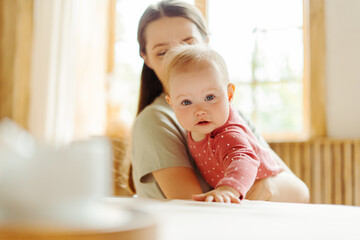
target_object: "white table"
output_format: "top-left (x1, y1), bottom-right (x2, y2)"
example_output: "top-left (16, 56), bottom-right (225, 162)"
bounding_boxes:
top-left (103, 197), bottom-right (360, 240)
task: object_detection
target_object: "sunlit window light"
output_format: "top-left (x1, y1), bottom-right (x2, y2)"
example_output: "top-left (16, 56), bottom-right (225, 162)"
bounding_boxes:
top-left (208, 0), bottom-right (304, 136)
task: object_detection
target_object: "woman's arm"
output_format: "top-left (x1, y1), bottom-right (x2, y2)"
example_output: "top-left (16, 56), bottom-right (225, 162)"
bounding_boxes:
top-left (244, 146), bottom-right (310, 203)
top-left (246, 171), bottom-right (310, 203)
top-left (237, 110), bottom-right (309, 203)
top-left (153, 166), bottom-right (203, 199)
top-left (267, 171), bottom-right (310, 203)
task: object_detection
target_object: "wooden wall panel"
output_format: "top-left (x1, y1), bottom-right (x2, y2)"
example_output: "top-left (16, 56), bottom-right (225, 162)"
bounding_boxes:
top-left (270, 139), bottom-right (360, 206)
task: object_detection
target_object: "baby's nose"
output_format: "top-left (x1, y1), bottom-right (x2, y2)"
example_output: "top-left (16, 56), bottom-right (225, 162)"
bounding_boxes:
top-left (195, 108), bottom-right (206, 117)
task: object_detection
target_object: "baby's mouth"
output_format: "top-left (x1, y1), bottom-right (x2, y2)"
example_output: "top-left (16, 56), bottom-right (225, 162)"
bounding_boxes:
top-left (196, 121), bottom-right (210, 126)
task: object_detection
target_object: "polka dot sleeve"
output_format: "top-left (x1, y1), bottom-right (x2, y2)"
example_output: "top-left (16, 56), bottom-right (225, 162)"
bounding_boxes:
top-left (214, 129), bottom-right (260, 199)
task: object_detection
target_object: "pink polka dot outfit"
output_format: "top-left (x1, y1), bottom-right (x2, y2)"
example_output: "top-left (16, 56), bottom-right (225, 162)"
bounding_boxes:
top-left (187, 106), bottom-right (283, 200)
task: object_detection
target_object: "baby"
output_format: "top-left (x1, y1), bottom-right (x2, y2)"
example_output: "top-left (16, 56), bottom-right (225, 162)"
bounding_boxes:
top-left (163, 44), bottom-right (282, 203)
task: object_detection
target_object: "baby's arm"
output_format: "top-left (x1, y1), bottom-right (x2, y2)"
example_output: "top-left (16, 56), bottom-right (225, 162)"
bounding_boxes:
top-left (208, 129), bottom-right (260, 201)
top-left (191, 133), bottom-right (259, 203)
top-left (192, 185), bottom-right (241, 203)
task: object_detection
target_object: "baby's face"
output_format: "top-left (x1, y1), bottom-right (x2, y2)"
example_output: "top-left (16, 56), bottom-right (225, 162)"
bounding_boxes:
top-left (166, 64), bottom-right (231, 141)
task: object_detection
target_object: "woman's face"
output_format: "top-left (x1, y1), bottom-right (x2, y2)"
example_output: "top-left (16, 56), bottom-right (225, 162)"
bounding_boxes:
top-left (141, 16), bottom-right (207, 84)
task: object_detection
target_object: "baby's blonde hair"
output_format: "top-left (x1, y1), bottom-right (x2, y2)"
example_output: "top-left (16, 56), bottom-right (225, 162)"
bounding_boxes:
top-left (163, 44), bottom-right (230, 94)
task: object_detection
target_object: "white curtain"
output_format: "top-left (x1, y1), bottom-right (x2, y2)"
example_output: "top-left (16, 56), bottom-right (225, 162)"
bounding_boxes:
top-left (29, 0), bottom-right (109, 146)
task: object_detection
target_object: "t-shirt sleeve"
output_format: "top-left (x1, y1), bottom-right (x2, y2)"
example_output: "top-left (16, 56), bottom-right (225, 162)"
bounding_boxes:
top-left (132, 107), bottom-right (194, 185)
top-left (214, 128), bottom-right (260, 199)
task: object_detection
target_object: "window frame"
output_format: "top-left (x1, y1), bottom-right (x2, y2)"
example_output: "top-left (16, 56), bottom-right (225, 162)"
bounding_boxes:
top-left (303, 0), bottom-right (327, 140)
top-left (0, 0), bottom-right (33, 129)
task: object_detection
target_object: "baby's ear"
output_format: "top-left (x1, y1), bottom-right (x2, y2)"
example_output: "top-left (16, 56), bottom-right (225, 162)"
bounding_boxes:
top-left (227, 83), bottom-right (235, 102)
top-left (165, 95), bottom-right (172, 107)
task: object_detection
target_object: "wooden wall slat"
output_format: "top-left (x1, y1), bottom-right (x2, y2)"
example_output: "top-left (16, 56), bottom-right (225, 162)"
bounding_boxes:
top-left (311, 142), bottom-right (322, 203)
top-left (282, 143), bottom-right (291, 170)
top-left (333, 143), bottom-right (343, 205)
top-left (343, 141), bottom-right (353, 205)
top-left (323, 141), bottom-right (332, 204)
top-left (302, 142), bottom-right (312, 197)
top-left (354, 141), bottom-right (360, 206)
top-left (270, 143), bottom-right (280, 157)
top-left (292, 142), bottom-right (302, 179)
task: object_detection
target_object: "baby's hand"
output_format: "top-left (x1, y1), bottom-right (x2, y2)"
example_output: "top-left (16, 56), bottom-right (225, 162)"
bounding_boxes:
top-left (192, 185), bottom-right (241, 204)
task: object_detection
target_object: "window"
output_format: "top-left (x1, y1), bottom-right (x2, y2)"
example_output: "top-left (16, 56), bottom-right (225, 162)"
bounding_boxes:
top-left (207, 0), bottom-right (304, 140)
top-left (110, 0), bottom-right (326, 141)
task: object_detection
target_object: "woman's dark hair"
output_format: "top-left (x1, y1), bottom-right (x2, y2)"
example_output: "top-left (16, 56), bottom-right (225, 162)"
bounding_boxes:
top-left (136, 0), bottom-right (208, 115)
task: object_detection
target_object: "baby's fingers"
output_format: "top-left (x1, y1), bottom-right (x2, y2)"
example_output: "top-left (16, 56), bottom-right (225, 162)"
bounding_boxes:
top-left (215, 195), bottom-right (224, 203)
top-left (223, 194), bottom-right (231, 203)
top-left (192, 193), bottom-right (206, 201)
top-left (222, 193), bottom-right (240, 204)
top-left (230, 195), bottom-right (241, 204)
top-left (205, 195), bottom-right (214, 202)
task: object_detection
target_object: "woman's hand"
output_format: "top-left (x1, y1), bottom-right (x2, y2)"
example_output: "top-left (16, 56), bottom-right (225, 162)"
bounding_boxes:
top-left (192, 185), bottom-right (241, 203)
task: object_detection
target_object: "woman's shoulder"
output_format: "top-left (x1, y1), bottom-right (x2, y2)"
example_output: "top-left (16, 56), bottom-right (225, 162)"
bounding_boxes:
top-left (132, 94), bottom-right (188, 156)
top-left (133, 93), bottom-right (185, 137)
top-left (135, 94), bottom-right (174, 126)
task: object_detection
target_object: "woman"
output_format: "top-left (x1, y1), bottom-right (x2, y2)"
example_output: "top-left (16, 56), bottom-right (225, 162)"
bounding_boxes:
top-left (131, 0), bottom-right (309, 202)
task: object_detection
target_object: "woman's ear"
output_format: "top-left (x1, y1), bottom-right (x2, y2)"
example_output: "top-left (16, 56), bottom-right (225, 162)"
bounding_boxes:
top-left (227, 83), bottom-right (235, 102)
top-left (140, 51), bottom-right (152, 69)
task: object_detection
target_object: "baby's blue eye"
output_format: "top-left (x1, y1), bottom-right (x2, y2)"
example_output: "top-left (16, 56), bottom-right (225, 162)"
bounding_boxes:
top-left (205, 95), bottom-right (215, 101)
top-left (181, 100), bottom-right (192, 106)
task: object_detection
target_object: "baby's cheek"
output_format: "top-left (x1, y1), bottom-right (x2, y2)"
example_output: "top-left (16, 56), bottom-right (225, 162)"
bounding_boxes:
top-left (175, 109), bottom-right (192, 130)
top-left (214, 103), bottom-right (229, 124)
